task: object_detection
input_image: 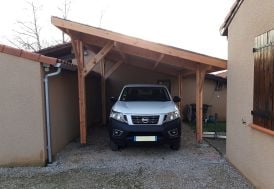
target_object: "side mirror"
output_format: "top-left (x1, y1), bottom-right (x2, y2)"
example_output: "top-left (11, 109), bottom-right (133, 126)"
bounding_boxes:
top-left (173, 96), bottom-right (181, 103)
top-left (110, 96), bottom-right (118, 103)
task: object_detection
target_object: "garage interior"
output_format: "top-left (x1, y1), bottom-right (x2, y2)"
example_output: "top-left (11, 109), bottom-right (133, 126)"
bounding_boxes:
top-left (51, 16), bottom-right (227, 144)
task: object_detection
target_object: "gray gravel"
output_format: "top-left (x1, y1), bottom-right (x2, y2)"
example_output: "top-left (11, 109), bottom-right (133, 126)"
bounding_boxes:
top-left (0, 124), bottom-right (253, 189)
top-left (205, 138), bottom-right (226, 156)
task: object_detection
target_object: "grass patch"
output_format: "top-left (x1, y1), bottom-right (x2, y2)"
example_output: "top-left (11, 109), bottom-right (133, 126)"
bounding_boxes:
top-left (187, 121), bottom-right (226, 132)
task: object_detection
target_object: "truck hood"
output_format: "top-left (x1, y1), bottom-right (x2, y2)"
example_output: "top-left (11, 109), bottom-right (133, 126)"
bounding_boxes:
top-left (112, 101), bottom-right (178, 114)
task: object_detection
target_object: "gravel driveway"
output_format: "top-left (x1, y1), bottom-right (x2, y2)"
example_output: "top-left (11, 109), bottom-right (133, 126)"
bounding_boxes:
top-left (0, 124), bottom-right (253, 189)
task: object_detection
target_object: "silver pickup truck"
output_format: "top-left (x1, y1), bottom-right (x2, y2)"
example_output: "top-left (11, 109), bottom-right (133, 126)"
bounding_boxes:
top-left (108, 84), bottom-right (181, 151)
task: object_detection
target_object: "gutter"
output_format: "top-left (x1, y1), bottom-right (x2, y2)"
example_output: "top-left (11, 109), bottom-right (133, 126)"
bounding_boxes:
top-left (43, 63), bottom-right (62, 164)
top-left (220, 0), bottom-right (244, 36)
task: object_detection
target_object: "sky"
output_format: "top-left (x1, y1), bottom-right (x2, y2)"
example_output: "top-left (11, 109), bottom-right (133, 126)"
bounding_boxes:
top-left (0, 0), bottom-right (234, 59)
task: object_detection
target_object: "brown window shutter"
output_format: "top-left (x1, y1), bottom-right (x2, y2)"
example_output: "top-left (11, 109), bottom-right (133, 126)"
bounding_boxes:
top-left (252, 29), bottom-right (274, 131)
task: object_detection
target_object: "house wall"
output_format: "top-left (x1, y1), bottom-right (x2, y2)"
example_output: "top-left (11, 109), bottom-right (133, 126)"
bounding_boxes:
top-left (0, 53), bottom-right (46, 166)
top-left (227, 0), bottom-right (274, 188)
top-left (182, 76), bottom-right (226, 121)
top-left (47, 70), bottom-right (80, 156)
top-left (86, 72), bottom-right (102, 126)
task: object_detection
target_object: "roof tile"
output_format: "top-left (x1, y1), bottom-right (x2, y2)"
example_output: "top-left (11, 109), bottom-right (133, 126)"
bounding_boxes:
top-left (21, 50), bottom-right (41, 62)
top-left (39, 55), bottom-right (57, 65)
top-left (0, 44), bottom-right (58, 65)
top-left (3, 45), bottom-right (23, 57)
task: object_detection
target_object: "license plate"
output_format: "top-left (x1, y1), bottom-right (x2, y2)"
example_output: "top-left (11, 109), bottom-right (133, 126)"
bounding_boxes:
top-left (134, 136), bottom-right (157, 142)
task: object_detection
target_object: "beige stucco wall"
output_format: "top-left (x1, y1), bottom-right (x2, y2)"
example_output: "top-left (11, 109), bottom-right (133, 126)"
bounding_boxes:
top-left (182, 76), bottom-right (226, 121)
top-left (48, 70), bottom-right (80, 156)
top-left (0, 53), bottom-right (46, 166)
top-left (227, 0), bottom-right (274, 188)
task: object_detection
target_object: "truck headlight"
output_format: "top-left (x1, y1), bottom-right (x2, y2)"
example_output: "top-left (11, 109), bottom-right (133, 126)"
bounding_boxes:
top-left (110, 110), bottom-right (128, 123)
top-left (164, 110), bottom-right (180, 122)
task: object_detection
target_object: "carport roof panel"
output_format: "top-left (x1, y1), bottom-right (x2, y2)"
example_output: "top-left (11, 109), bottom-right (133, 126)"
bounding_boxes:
top-left (51, 17), bottom-right (227, 70)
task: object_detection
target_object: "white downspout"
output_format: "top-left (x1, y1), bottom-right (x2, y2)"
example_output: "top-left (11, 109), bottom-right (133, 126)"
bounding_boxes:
top-left (43, 63), bottom-right (61, 164)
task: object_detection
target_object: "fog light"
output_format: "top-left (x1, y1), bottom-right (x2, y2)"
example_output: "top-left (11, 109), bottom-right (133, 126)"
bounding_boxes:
top-left (168, 129), bottom-right (178, 136)
top-left (113, 129), bottom-right (123, 136)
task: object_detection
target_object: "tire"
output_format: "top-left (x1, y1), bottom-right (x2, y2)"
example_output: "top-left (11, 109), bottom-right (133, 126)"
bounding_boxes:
top-left (110, 140), bottom-right (119, 151)
top-left (170, 142), bottom-right (180, 151)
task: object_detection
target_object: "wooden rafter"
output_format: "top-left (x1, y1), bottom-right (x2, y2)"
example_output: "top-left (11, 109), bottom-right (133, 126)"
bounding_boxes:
top-left (152, 54), bottom-right (164, 70)
top-left (84, 41), bottom-right (114, 76)
top-left (195, 65), bottom-right (206, 143)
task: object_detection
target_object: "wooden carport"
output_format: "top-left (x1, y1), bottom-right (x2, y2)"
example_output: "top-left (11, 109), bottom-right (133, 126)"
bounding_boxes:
top-left (51, 16), bottom-right (227, 144)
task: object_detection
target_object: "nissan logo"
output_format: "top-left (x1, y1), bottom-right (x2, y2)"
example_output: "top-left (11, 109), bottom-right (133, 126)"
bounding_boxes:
top-left (141, 117), bottom-right (149, 123)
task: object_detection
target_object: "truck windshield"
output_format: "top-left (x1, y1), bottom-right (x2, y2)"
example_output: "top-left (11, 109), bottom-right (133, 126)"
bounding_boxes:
top-left (120, 87), bottom-right (171, 101)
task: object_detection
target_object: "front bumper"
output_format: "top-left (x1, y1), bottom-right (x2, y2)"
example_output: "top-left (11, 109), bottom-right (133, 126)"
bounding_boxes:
top-left (109, 118), bottom-right (181, 145)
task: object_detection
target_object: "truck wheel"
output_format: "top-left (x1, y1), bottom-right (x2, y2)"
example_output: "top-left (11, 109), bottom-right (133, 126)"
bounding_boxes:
top-left (110, 140), bottom-right (119, 151)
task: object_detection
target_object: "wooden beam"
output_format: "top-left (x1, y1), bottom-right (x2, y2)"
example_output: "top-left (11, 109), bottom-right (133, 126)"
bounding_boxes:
top-left (105, 60), bottom-right (123, 79)
top-left (195, 65), bottom-right (206, 143)
top-left (84, 41), bottom-right (114, 76)
top-left (152, 54), bottom-right (164, 70)
top-left (114, 42), bottom-right (127, 62)
top-left (182, 65), bottom-right (212, 78)
top-left (52, 16), bottom-right (227, 69)
top-left (71, 39), bottom-right (87, 144)
top-left (100, 60), bottom-right (107, 125)
top-left (178, 72), bottom-right (184, 114)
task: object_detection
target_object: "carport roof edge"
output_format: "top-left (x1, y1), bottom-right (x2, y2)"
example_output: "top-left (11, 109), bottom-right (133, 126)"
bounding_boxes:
top-left (51, 16), bottom-right (227, 70)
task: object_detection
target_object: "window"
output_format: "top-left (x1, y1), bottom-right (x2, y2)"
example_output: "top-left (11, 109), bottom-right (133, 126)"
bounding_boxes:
top-left (120, 87), bottom-right (171, 102)
top-left (252, 29), bottom-right (274, 131)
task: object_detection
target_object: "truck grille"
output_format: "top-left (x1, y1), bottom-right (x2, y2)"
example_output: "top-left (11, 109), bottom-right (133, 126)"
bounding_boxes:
top-left (131, 115), bottom-right (159, 124)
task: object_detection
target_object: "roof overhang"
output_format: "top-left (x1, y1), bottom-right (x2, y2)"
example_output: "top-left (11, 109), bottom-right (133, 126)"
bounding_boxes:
top-left (220, 0), bottom-right (244, 36)
top-left (52, 16), bottom-right (227, 74)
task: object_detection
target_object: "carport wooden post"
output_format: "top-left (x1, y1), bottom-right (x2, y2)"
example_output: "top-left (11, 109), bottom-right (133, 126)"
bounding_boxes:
top-left (196, 66), bottom-right (206, 143)
top-left (101, 60), bottom-right (107, 125)
top-left (178, 72), bottom-right (184, 114)
top-left (71, 39), bottom-right (87, 144)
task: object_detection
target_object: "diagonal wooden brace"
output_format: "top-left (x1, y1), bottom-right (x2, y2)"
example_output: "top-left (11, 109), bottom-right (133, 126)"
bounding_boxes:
top-left (84, 41), bottom-right (114, 76)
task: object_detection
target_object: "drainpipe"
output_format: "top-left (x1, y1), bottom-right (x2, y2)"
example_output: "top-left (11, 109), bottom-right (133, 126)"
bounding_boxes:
top-left (43, 63), bottom-right (62, 164)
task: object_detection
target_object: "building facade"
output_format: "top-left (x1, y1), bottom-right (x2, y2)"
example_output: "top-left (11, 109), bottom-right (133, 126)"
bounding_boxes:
top-left (221, 0), bottom-right (274, 188)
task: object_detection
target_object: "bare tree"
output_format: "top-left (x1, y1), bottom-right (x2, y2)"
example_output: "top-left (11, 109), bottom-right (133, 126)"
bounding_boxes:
top-left (58, 0), bottom-right (71, 43)
top-left (99, 6), bottom-right (109, 28)
top-left (9, 1), bottom-right (43, 51)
